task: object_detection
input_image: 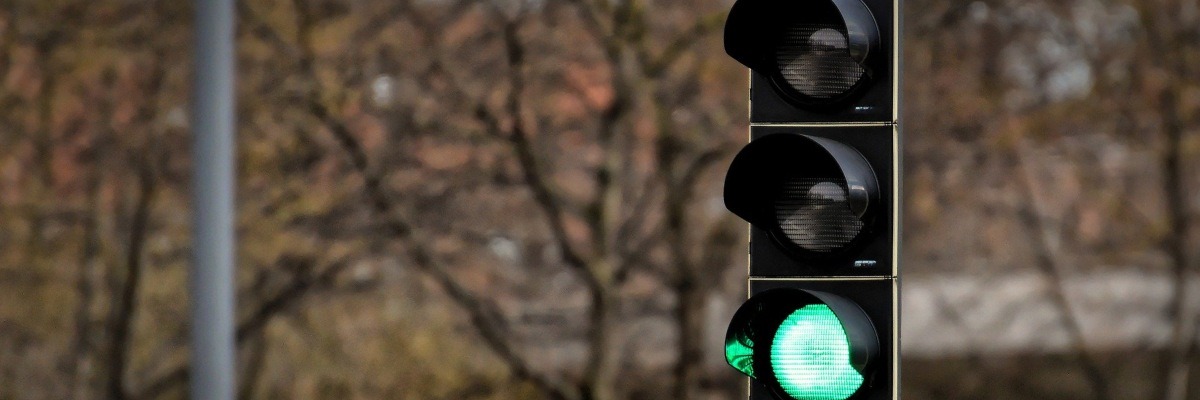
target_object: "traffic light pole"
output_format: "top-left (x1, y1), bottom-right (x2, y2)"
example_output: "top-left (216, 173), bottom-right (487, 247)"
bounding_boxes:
top-left (192, 0), bottom-right (237, 398)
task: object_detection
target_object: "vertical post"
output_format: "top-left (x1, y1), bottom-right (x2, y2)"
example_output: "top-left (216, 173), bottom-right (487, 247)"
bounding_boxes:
top-left (192, 0), bottom-right (237, 399)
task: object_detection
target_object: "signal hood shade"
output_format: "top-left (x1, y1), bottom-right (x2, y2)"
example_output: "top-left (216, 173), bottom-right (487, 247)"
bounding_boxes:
top-left (724, 133), bottom-right (880, 256)
top-left (724, 0), bottom-right (881, 107)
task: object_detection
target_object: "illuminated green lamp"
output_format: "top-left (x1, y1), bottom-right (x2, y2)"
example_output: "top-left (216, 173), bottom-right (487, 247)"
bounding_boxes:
top-left (725, 288), bottom-right (878, 400)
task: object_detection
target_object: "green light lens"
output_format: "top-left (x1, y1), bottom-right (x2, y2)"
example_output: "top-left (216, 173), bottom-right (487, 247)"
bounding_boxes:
top-left (724, 326), bottom-right (753, 374)
top-left (725, 330), bottom-right (756, 378)
top-left (770, 304), bottom-right (863, 400)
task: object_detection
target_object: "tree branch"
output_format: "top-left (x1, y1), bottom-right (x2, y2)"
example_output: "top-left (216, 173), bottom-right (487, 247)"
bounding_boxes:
top-left (106, 164), bottom-right (157, 400)
top-left (295, 14), bottom-right (580, 393)
top-left (131, 257), bottom-right (350, 400)
top-left (642, 11), bottom-right (727, 78)
top-left (1012, 143), bottom-right (1110, 400)
top-left (313, 100), bottom-right (582, 400)
top-left (1131, 2), bottom-right (1198, 397)
top-left (661, 148), bottom-right (725, 400)
top-left (473, 104), bottom-right (594, 271)
top-left (236, 0), bottom-right (300, 60)
top-left (612, 185), bottom-right (664, 283)
top-left (472, 15), bottom-right (602, 285)
top-left (562, 0), bottom-right (611, 43)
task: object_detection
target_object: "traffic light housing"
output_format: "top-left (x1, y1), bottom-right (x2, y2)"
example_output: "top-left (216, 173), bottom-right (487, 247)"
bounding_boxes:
top-left (720, 0), bottom-right (900, 399)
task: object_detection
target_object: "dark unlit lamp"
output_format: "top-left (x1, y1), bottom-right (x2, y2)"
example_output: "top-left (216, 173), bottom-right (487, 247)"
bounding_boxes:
top-left (723, 133), bottom-right (879, 259)
top-left (724, 0), bottom-right (880, 108)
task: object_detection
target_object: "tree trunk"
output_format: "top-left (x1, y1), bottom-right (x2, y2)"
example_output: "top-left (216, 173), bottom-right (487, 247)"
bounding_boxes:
top-left (583, 286), bottom-right (619, 400)
top-left (674, 277), bottom-right (705, 400)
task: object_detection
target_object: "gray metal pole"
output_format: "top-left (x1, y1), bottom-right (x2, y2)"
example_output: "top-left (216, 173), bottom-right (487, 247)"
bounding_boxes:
top-left (192, 0), bottom-right (237, 398)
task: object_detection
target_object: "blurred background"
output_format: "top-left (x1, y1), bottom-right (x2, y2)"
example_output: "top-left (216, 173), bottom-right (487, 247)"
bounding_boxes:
top-left (1, 0), bottom-right (1198, 399)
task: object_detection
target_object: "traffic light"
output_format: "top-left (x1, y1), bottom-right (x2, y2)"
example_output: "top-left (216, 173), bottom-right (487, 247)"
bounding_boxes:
top-left (725, 288), bottom-right (882, 400)
top-left (719, 0), bottom-right (900, 399)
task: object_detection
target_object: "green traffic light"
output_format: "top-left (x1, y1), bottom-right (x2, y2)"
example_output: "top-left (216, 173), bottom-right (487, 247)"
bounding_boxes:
top-left (770, 304), bottom-right (863, 400)
top-left (724, 289), bottom-right (878, 400)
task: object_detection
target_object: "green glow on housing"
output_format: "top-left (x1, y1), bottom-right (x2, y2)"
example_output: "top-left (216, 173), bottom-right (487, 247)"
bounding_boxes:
top-left (770, 304), bottom-right (863, 400)
top-left (725, 330), bottom-right (756, 378)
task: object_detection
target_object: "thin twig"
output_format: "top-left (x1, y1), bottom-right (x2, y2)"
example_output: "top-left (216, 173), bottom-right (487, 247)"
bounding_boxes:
top-left (106, 164), bottom-right (157, 400)
top-left (1012, 143), bottom-right (1110, 400)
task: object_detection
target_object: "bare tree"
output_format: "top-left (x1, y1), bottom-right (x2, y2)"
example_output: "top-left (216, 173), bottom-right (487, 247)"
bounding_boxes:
top-left (229, 1), bottom-right (739, 399)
